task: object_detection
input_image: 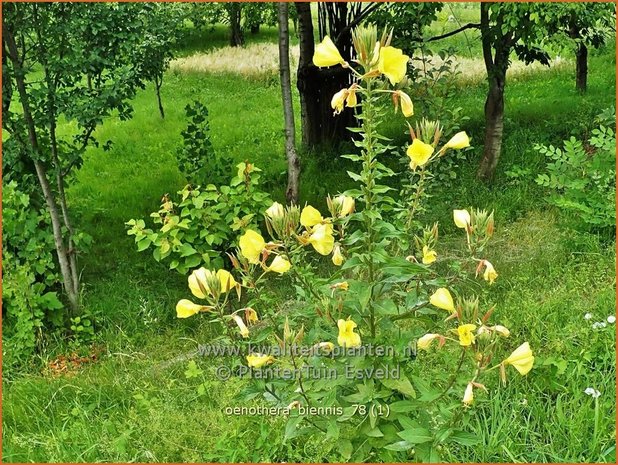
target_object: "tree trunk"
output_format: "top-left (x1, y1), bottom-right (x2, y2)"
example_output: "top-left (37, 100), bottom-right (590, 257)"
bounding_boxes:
top-left (155, 74), bottom-right (165, 118)
top-left (477, 2), bottom-right (507, 181)
top-left (229, 3), bottom-right (244, 47)
top-left (250, 24), bottom-right (260, 34)
top-left (295, 2), bottom-right (353, 147)
top-left (575, 42), bottom-right (588, 93)
top-left (477, 75), bottom-right (505, 181)
top-left (3, 22), bottom-right (80, 312)
top-left (278, 2), bottom-right (300, 203)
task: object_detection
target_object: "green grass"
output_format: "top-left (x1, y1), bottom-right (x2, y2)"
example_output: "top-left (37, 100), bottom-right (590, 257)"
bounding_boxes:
top-left (3, 15), bottom-right (616, 463)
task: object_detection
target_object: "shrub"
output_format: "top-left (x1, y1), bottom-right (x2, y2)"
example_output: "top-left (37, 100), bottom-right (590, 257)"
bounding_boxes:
top-left (177, 100), bottom-right (225, 186)
top-left (536, 108), bottom-right (616, 233)
top-left (2, 180), bottom-right (64, 369)
top-left (126, 162), bottom-right (272, 274)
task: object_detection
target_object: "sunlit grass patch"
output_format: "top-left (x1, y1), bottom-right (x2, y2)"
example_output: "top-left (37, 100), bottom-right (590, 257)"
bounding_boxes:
top-left (171, 43), bottom-right (300, 77)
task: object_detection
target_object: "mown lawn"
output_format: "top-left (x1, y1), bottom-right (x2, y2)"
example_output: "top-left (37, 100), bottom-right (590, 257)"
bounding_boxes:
top-left (2, 16), bottom-right (616, 463)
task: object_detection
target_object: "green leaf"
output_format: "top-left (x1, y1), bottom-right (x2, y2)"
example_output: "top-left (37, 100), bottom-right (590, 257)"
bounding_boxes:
top-left (381, 375), bottom-right (416, 398)
top-left (450, 430), bottom-right (481, 446)
top-left (284, 415), bottom-right (302, 441)
top-left (415, 442), bottom-right (441, 463)
top-left (338, 439), bottom-right (353, 460)
top-left (397, 427), bottom-right (432, 444)
top-left (384, 440), bottom-right (414, 451)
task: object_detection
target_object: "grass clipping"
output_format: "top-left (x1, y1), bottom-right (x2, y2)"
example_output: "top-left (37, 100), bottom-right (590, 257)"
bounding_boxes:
top-left (171, 43), bottom-right (300, 77)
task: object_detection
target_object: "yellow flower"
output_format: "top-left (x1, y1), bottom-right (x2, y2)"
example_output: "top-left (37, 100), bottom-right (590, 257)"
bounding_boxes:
top-left (491, 325), bottom-right (510, 337)
top-left (331, 88), bottom-right (349, 115)
top-left (417, 333), bottom-right (440, 350)
top-left (239, 229), bottom-right (266, 264)
top-left (457, 324), bottom-right (477, 346)
top-left (265, 202), bottom-right (285, 220)
top-left (245, 307), bottom-right (259, 324)
top-left (346, 86), bottom-right (358, 107)
top-left (377, 46), bottom-right (409, 85)
top-left (332, 244), bottom-right (344, 266)
top-left (335, 194), bottom-right (355, 217)
top-left (396, 90), bottom-right (414, 117)
top-left (504, 342), bottom-right (534, 375)
top-left (267, 255), bottom-right (291, 274)
top-left (188, 267), bottom-right (213, 299)
top-left (422, 245), bottom-right (437, 265)
top-left (246, 353), bottom-right (275, 368)
top-left (453, 209), bottom-right (471, 229)
top-left (483, 260), bottom-right (498, 285)
top-left (300, 205), bottom-right (323, 228)
top-left (176, 299), bottom-right (212, 318)
top-left (429, 287), bottom-right (455, 312)
top-left (216, 269), bottom-right (237, 293)
top-left (231, 314), bottom-right (250, 338)
top-left (313, 36), bottom-right (345, 67)
top-left (330, 281), bottom-right (349, 291)
top-left (308, 223), bottom-right (334, 255)
top-left (407, 139), bottom-right (434, 170)
top-left (463, 382), bottom-right (474, 405)
top-left (188, 268), bottom-right (234, 298)
top-left (315, 342), bottom-right (335, 354)
top-left (445, 131), bottom-right (470, 150)
top-left (337, 318), bottom-right (361, 348)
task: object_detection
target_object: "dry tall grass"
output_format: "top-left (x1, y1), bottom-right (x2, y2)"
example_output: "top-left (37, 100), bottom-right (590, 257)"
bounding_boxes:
top-left (170, 42), bottom-right (571, 84)
top-left (171, 43), bottom-right (300, 77)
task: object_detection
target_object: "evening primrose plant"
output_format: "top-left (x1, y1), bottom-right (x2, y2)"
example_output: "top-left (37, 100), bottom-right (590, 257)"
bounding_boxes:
top-left (175, 25), bottom-right (534, 462)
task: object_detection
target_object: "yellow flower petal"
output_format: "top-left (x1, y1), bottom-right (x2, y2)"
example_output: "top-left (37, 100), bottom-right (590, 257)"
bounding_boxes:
top-left (245, 307), bottom-right (259, 323)
top-left (346, 87), bottom-right (357, 107)
top-left (267, 255), bottom-right (291, 274)
top-left (422, 245), bottom-right (437, 265)
top-left (331, 88), bottom-right (348, 115)
top-left (308, 223), bottom-right (334, 255)
top-left (332, 244), bottom-right (344, 266)
top-left (176, 299), bottom-right (207, 318)
top-left (457, 324), bottom-right (477, 347)
top-left (406, 139), bottom-right (434, 170)
top-left (377, 46), bottom-right (409, 85)
top-left (246, 353), bottom-right (275, 368)
top-left (445, 131), bottom-right (470, 150)
top-left (216, 269), bottom-right (237, 293)
top-left (239, 229), bottom-right (266, 264)
top-left (300, 205), bottom-right (323, 228)
top-left (337, 318), bottom-right (361, 348)
top-left (316, 341), bottom-right (335, 353)
top-left (463, 382), bottom-right (474, 405)
top-left (491, 325), bottom-right (510, 337)
top-left (232, 314), bottom-right (250, 338)
top-left (313, 36), bottom-right (345, 67)
top-left (335, 195), bottom-right (355, 216)
top-left (188, 267), bottom-right (214, 299)
top-left (331, 281), bottom-right (349, 291)
top-left (397, 90), bottom-right (414, 117)
top-left (453, 209), bottom-right (471, 229)
top-left (429, 287), bottom-right (455, 312)
top-left (483, 260), bottom-right (498, 285)
top-left (265, 202), bottom-right (284, 219)
top-left (417, 333), bottom-right (440, 350)
top-left (504, 342), bottom-right (534, 375)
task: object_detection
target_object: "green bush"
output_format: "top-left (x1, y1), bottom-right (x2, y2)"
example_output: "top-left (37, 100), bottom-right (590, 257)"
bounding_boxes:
top-left (126, 162), bottom-right (272, 274)
top-left (536, 109), bottom-right (616, 232)
top-left (2, 180), bottom-right (64, 369)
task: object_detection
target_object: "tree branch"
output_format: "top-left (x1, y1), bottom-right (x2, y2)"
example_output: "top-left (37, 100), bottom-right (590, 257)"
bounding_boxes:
top-left (425, 22), bottom-right (481, 42)
top-left (334, 2), bottom-right (382, 45)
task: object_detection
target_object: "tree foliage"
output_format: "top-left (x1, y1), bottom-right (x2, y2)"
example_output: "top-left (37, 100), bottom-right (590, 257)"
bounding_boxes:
top-left (2, 2), bottom-right (167, 311)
